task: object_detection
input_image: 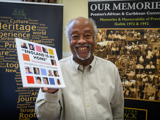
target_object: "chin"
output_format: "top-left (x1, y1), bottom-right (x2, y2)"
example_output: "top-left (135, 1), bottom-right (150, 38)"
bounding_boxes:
top-left (76, 52), bottom-right (91, 61)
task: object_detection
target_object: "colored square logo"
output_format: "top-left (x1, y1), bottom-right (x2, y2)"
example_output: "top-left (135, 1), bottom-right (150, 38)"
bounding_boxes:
top-left (48, 48), bottom-right (54, 55)
top-left (36, 45), bottom-right (42, 52)
top-left (26, 76), bottom-right (34, 84)
top-left (40, 68), bottom-right (47, 76)
top-left (23, 53), bottom-right (30, 61)
top-left (49, 78), bottom-right (55, 85)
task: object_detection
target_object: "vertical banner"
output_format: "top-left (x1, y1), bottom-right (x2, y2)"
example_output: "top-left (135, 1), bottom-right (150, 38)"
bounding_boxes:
top-left (0, 1), bottom-right (63, 119)
top-left (88, 0), bottom-right (160, 120)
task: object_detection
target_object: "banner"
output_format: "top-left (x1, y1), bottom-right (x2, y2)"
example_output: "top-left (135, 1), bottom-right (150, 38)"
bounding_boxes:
top-left (0, 1), bottom-right (63, 119)
top-left (88, 0), bottom-right (160, 120)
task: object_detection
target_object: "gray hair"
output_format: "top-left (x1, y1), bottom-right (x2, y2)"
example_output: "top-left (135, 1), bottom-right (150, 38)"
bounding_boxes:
top-left (65, 17), bottom-right (98, 43)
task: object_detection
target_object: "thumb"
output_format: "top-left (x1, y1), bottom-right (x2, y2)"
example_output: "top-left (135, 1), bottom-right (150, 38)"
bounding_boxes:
top-left (41, 87), bottom-right (58, 93)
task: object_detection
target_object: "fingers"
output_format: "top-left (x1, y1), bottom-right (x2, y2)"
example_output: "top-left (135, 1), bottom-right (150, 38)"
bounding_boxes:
top-left (41, 87), bottom-right (58, 93)
top-left (42, 87), bottom-right (48, 92)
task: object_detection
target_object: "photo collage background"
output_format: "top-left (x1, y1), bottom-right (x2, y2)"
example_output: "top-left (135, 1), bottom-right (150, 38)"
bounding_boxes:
top-left (21, 41), bottom-right (62, 86)
top-left (95, 28), bottom-right (160, 101)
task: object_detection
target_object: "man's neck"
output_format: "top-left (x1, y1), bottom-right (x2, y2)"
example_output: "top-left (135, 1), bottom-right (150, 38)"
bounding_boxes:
top-left (73, 55), bottom-right (94, 69)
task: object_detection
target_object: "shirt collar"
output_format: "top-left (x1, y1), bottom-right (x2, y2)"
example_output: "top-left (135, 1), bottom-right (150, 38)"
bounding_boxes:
top-left (70, 55), bottom-right (96, 72)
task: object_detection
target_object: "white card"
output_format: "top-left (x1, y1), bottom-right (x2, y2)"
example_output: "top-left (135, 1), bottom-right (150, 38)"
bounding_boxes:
top-left (15, 38), bottom-right (65, 88)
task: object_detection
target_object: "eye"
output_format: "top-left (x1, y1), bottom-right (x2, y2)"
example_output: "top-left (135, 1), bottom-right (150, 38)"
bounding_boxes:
top-left (71, 35), bottom-right (79, 40)
top-left (84, 34), bottom-right (92, 39)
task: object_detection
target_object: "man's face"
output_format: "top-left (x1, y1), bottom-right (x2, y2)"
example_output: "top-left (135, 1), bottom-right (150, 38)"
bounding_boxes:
top-left (69, 18), bottom-right (95, 61)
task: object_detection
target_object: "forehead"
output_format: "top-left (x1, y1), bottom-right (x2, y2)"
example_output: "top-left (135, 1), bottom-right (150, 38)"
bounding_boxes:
top-left (69, 18), bottom-right (94, 34)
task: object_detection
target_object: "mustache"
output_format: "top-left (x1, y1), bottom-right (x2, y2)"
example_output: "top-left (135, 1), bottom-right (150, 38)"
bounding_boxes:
top-left (73, 44), bottom-right (91, 49)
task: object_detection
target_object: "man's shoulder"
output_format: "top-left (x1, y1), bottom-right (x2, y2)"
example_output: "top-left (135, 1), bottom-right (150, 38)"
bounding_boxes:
top-left (93, 56), bottom-right (120, 78)
top-left (94, 56), bottom-right (118, 71)
top-left (95, 56), bottom-right (115, 66)
top-left (59, 56), bottom-right (71, 65)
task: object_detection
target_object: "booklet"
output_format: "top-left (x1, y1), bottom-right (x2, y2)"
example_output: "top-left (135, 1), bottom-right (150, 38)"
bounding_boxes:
top-left (15, 38), bottom-right (65, 88)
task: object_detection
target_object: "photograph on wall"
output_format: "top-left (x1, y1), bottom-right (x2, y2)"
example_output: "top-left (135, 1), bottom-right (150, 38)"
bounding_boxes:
top-left (95, 28), bottom-right (160, 101)
top-left (16, 38), bottom-right (65, 88)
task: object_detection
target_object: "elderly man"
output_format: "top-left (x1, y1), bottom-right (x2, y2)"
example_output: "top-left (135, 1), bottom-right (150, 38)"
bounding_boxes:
top-left (35, 17), bottom-right (124, 120)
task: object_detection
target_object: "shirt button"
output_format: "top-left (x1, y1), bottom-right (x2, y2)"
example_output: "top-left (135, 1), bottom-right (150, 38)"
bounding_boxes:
top-left (85, 88), bottom-right (88, 92)
top-left (53, 96), bottom-right (57, 99)
top-left (86, 104), bottom-right (90, 107)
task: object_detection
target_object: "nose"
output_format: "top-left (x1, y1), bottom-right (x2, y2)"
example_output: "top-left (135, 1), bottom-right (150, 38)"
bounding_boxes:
top-left (77, 36), bottom-right (87, 45)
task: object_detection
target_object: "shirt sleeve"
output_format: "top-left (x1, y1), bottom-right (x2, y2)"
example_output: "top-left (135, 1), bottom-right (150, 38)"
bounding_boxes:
top-left (111, 66), bottom-right (124, 120)
top-left (35, 88), bottom-right (61, 120)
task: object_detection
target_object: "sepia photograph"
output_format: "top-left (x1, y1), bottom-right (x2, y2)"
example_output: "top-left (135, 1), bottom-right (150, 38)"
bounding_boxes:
top-left (94, 28), bottom-right (160, 101)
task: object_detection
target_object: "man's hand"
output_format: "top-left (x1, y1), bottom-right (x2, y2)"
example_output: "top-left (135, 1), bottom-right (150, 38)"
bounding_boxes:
top-left (41, 87), bottom-right (59, 93)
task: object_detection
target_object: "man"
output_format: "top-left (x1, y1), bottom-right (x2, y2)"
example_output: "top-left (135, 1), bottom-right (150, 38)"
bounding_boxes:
top-left (35, 17), bottom-right (124, 120)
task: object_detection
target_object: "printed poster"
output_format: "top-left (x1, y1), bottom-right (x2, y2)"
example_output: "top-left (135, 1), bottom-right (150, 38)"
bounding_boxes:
top-left (16, 38), bottom-right (65, 88)
top-left (0, 1), bottom-right (63, 120)
top-left (88, 0), bottom-right (160, 120)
